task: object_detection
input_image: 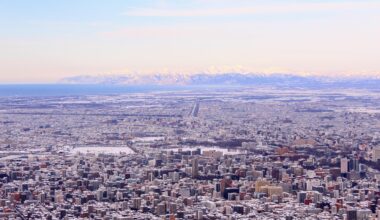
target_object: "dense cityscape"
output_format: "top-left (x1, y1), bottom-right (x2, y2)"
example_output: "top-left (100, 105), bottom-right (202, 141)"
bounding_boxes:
top-left (2, 0), bottom-right (379, 219)
top-left (0, 87), bottom-right (379, 219)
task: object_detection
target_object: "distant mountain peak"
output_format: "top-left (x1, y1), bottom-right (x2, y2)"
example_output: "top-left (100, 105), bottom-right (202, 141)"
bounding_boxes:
top-left (60, 73), bottom-right (380, 89)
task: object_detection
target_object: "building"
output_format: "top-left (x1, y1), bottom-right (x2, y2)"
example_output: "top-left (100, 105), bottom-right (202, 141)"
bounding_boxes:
top-left (340, 158), bottom-right (348, 174)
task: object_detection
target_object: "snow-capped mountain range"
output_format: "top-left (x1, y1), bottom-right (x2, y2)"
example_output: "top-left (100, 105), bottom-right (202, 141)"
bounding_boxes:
top-left (60, 73), bottom-right (380, 89)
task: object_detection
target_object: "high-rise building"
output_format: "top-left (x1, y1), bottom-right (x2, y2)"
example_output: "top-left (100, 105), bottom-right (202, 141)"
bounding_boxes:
top-left (192, 158), bottom-right (199, 178)
top-left (221, 178), bottom-right (232, 196)
top-left (347, 209), bottom-right (357, 220)
top-left (155, 203), bottom-right (166, 216)
top-left (267, 186), bottom-right (283, 197)
top-left (255, 179), bottom-right (270, 192)
top-left (349, 158), bottom-right (360, 172)
top-left (340, 158), bottom-right (348, 174)
top-left (297, 191), bottom-right (307, 203)
top-left (373, 149), bottom-right (380, 162)
top-left (132, 198), bottom-right (141, 210)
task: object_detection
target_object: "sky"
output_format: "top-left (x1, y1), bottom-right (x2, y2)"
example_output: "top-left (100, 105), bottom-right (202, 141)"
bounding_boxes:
top-left (0, 0), bottom-right (380, 83)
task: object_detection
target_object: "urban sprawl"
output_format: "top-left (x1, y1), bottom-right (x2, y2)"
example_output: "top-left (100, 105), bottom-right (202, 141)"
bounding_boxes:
top-left (1, 88), bottom-right (380, 220)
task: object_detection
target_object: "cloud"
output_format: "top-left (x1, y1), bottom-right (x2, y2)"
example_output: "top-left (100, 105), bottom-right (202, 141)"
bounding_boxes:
top-left (101, 25), bottom-right (231, 38)
top-left (124, 1), bottom-right (380, 17)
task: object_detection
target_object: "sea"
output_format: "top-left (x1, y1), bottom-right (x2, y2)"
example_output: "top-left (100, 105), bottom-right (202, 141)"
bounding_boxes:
top-left (0, 84), bottom-right (196, 97)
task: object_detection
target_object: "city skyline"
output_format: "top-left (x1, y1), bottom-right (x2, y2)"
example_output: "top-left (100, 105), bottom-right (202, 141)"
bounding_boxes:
top-left (1, 0), bottom-right (380, 83)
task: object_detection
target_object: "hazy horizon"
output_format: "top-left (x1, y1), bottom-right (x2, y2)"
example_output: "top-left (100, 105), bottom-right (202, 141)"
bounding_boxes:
top-left (1, 0), bottom-right (380, 83)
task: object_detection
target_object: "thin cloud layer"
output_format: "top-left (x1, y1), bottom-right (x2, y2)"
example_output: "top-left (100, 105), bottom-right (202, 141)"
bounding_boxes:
top-left (124, 1), bottom-right (380, 17)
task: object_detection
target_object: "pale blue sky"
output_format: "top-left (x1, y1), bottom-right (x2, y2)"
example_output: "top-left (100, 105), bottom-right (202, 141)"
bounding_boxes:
top-left (0, 0), bottom-right (379, 83)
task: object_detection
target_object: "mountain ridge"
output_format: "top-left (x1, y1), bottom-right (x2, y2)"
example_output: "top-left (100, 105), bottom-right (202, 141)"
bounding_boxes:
top-left (60, 73), bottom-right (380, 89)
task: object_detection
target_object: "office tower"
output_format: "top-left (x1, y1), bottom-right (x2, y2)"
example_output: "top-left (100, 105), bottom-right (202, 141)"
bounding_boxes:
top-left (341, 158), bottom-right (348, 174)
top-left (221, 178), bottom-right (232, 196)
top-left (155, 203), bottom-right (166, 216)
top-left (271, 168), bottom-right (281, 181)
top-left (297, 191), bottom-right (307, 203)
top-left (349, 158), bottom-right (359, 172)
top-left (373, 149), bottom-right (380, 162)
top-left (255, 179), bottom-right (270, 192)
top-left (132, 198), bottom-right (142, 210)
top-left (192, 158), bottom-right (199, 178)
top-left (215, 182), bottom-right (221, 192)
top-left (347, 209), bottom-right (357, 220)
top-left (267, 186), bottom-right (283, 197)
